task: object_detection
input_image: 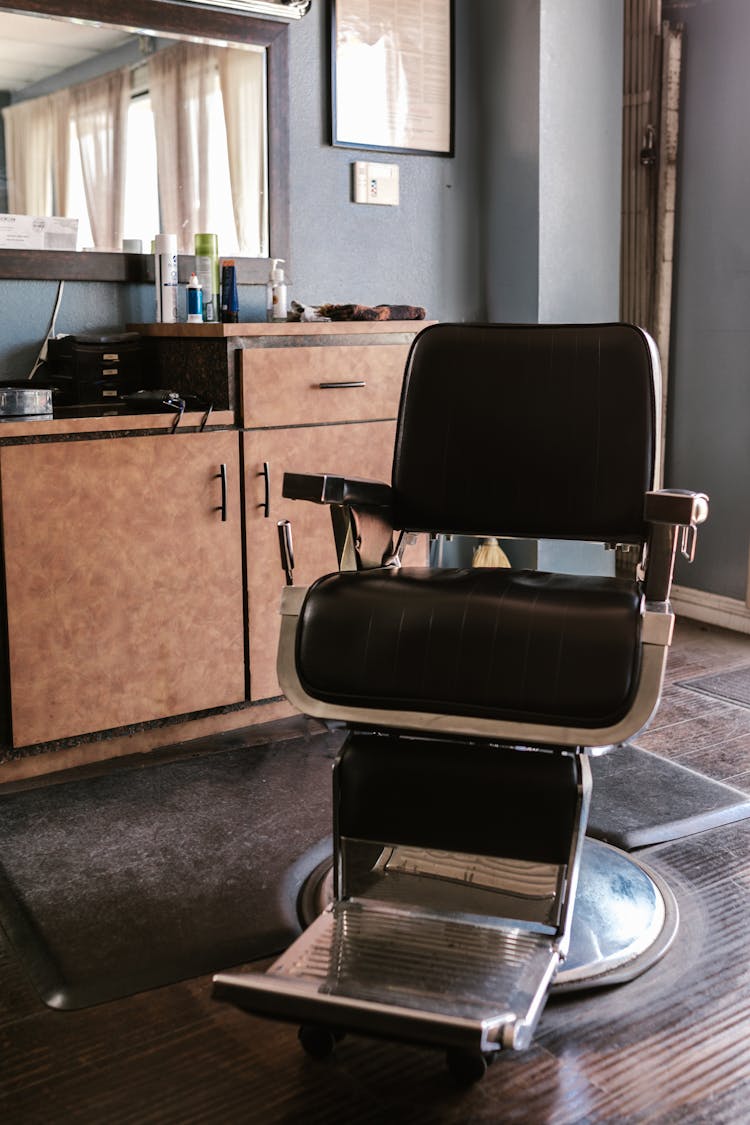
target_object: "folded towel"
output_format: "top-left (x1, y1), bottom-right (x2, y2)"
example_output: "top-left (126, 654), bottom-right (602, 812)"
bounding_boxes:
top-left (317, 303), bottom-right (426, 322)
top-left (287, 300), bottom-right (331, 322)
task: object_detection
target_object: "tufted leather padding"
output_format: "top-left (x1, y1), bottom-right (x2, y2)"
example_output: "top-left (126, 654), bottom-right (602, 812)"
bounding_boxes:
top-left (296, 567), bottom-right (643, 728)
top-left (392, 323), bottom-right (656, 543)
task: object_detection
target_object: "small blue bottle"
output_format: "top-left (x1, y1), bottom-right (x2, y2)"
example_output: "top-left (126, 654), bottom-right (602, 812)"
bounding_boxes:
top-left (187, 273), bottom-right (203, 323)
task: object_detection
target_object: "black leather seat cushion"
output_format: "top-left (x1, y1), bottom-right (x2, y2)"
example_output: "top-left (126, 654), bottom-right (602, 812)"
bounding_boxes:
top-left (296, 567), bottom-right (643, 728)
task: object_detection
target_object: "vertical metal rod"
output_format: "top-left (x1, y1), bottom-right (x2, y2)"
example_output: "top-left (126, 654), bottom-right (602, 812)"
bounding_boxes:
top-left (277, 519), bottom-right (295, 585)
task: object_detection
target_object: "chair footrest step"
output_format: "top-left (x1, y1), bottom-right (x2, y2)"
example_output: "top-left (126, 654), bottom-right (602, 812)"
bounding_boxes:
top-left (213, 901), bottom-right (562, 1052)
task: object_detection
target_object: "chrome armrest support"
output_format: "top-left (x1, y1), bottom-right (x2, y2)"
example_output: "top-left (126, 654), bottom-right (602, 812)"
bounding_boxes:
top-left (282, 471), bottom-right (396, 571)
top-left (643, 489), bottom-right (709, 602)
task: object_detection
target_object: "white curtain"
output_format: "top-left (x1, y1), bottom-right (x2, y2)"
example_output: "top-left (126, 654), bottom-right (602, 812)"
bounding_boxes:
top-left (68, 70), bottom-right (129, 251)
top-left (148, 41), bottom-right (215, 255)
top-left (1, 89), bottom-right (70, 216)
top-left (149, 40), bottom-right (266, 255)
top-left (218, 47), bottom-right (266, 257)
top-left (52, 90), bottom-right (72, 218)
top-left (3, 42), bottom-right (266, 254)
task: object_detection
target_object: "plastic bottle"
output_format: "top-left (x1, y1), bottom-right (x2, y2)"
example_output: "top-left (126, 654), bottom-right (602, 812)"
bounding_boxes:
top-left (220, 260), bottom-right (239, 323)
top-left (266, 259), bottom-right (288, 322)
top-left (194, 233), bottom-right (219, 322)
top-left (154, 233), bottom-right (178, 323)
top-left (187, 273), bottom-right (204, 323)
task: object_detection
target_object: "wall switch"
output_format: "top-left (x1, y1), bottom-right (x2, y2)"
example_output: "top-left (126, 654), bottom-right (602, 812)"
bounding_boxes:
top-left (353, 162), bottom-right (400, 206)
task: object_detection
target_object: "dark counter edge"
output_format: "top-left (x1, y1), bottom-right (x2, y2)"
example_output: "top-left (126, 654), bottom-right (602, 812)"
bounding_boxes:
top-left (0, 249), bottom-right (270, 285)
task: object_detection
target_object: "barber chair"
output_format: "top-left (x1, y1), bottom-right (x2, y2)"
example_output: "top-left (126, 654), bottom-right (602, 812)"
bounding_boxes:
top-left (213, 323), bottom-right (708, 1082)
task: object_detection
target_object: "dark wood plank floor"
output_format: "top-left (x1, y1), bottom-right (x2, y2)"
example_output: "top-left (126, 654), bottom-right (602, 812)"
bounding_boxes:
top-left (2, 618), bottom-right (750, 1124)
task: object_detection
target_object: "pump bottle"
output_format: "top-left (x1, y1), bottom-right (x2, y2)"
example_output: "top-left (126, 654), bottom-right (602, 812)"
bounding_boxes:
top-left (266, 259), bottom-right (288, 322)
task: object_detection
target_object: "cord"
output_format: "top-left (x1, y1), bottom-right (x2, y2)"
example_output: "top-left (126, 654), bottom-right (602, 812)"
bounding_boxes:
top-left (28, 280), bottom-right (65, 380)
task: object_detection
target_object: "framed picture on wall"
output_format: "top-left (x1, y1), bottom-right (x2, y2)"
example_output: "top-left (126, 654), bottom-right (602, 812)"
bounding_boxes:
top-left (330, 0), bottom-right (454, 156)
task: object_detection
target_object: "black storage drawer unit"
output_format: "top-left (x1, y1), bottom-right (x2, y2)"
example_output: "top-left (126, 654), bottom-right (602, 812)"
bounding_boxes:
top-left (47, 333), bottom-right (154, 403)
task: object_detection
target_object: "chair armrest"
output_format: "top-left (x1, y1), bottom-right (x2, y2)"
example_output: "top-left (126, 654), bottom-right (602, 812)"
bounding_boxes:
top-left (282, 472), bottom-right (396, 571)
top-left (643, 489), bottom-right (709, 602)
top-left (283, 472), bottom-right (392, 509)
top-left (644, 489), bottom-right (709, 528)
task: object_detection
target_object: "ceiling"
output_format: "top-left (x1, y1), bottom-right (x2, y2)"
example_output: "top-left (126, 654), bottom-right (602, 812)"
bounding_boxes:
top-left (0, 12), bottom-right (134, 93)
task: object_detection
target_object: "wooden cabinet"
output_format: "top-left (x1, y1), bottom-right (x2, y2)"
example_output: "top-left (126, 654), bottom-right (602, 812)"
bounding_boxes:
top-left (0, 430), bottom-right (245, 747)
top-left (0, 322), bottom-right (430, 762)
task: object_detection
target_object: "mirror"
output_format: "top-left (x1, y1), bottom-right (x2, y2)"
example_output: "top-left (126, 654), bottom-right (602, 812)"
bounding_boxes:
top-left (0, 0), bottom-right (289, 282)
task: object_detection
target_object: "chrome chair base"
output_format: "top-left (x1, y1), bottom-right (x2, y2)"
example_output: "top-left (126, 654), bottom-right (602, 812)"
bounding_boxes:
top-left (298, 837), bottom-right (678, 993)
top-left (556, 838), bottom-right (679, 989)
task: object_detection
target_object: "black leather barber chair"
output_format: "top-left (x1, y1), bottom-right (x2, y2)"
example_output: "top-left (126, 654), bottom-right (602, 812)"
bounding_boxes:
top-left (213, 323), bottom-right (708, 1082)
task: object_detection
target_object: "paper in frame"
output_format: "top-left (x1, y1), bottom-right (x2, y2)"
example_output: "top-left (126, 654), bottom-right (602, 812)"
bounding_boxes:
top-left (331, 0), bottom-right (454, 157)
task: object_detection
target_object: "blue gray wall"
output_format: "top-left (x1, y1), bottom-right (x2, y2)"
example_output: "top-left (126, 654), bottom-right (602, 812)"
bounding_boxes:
top-left (286, 2), bottom-right (482, 319)
top-left (664, 0), bottom-right (750, 601)
top-left (478, 0), bottom-right (623, 324)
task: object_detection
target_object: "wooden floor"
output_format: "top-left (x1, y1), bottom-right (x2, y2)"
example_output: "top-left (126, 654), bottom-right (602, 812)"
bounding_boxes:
top-left (2, 618), bottom-right (750, 1124)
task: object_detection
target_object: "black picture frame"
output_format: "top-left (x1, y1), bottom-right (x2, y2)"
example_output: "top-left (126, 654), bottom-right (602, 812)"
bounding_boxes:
top-left (330, 0), bottom-right (454, 157)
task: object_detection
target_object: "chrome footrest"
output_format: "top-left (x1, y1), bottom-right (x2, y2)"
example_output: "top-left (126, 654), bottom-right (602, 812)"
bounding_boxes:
top-left (213, 900), bottom-right (562, 1052)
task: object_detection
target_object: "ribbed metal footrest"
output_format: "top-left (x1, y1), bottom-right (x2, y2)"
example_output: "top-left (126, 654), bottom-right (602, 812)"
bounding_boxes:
top-left (213, 900), bottom-right (561, 1052)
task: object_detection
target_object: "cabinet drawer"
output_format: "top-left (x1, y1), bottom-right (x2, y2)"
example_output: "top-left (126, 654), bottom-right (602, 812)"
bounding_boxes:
top-left (241, 344), bottom-right (409, 426)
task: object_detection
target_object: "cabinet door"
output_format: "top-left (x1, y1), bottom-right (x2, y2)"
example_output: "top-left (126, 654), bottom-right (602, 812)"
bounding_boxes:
top-left (0, 431), bottom-right (245, 746)
top-left (244, 420), bottom-right (397, 702)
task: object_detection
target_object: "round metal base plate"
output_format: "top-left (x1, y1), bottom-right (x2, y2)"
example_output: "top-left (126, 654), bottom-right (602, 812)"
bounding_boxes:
top-left (554, 837), bottom-right (679, 991)
top-left (297, 837), bottom-right (679, 993)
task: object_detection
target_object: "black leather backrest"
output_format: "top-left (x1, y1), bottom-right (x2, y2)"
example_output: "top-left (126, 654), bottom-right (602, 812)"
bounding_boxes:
top-left (391, 323), bottom-right (657, 543)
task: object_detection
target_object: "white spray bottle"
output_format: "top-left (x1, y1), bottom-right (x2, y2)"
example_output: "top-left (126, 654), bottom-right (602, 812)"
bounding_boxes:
top-left (154, 233), bottom-right (178, 323)
top-left (266, 259), bottom-right (288, 322)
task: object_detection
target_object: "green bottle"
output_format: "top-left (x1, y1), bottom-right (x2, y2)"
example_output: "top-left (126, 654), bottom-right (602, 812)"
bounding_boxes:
top-left (194, 233), bottom-right (220, 322)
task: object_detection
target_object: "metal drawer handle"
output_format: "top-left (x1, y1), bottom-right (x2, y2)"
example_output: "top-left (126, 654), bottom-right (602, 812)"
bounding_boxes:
top-left (215, 463), bottom-right (228, 521)
top-left (258, 460), bottom-right (270, 518)
top-left (318, 380), bottom-right (366, 389)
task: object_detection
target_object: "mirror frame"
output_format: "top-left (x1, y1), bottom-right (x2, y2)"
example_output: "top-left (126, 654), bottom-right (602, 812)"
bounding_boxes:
top-left (0, 0), bottom-right (289, 282)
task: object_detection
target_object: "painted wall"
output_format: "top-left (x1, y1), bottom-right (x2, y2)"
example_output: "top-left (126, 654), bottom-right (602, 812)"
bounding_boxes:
top-left (478, 0), bottom-right (623, 324)
top-left (538, 0), bottom-right (623, 322)
top-left (664, 0), bottom-right (750, 601)
top-left (478, 0), bottom-right (541, 322)
top-left (285, 2), bottom-right (482, 319)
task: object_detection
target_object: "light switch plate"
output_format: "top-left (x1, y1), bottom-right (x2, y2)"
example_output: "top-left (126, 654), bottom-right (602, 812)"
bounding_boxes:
top-left (353, 162), bottom-right (400, 206)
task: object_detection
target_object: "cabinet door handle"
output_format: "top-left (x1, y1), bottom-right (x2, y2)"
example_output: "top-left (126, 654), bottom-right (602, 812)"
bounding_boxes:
top-left (318, 381), bottom-right (366, 389)
top-left (258, 460), bottom-right (270, 518)
top-left (216, 463), bottom-right (228, 521)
